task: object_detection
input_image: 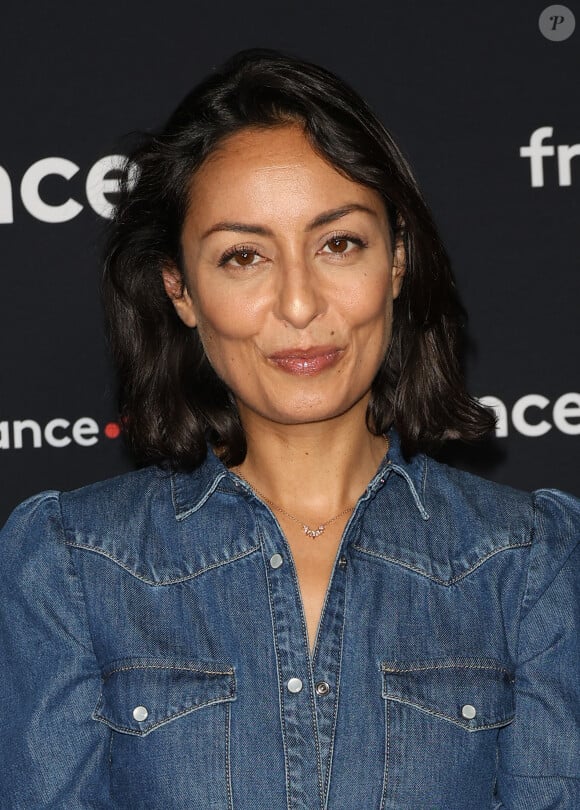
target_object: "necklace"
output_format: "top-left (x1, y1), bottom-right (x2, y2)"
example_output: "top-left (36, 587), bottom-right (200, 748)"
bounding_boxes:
top-left (235, 435), bottom-right (390, 539)
top-left (250, 487), bottom-right (354, 538)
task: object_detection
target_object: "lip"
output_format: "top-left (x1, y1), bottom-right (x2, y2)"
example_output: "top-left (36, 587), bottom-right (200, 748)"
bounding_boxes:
top-left (267, 346), bottom-right (344, 375)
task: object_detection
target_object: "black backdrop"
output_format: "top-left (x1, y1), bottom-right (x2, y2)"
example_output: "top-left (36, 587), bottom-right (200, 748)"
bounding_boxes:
top-left (1, 1), bottom-right (579, 523)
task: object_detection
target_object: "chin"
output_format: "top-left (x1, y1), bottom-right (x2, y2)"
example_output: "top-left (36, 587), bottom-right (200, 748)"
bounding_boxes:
top-left (257, 393), bottom-right (368, 426)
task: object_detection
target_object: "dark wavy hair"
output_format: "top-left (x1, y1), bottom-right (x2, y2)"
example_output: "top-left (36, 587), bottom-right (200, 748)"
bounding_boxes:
top-left (103, 47), bottom-right (495, 468)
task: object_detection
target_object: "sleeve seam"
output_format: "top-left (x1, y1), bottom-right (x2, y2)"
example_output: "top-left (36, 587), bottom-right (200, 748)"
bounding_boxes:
top-left (55, 493), bottom-right (102, 670)
top-left (522, 491), bottom-right (580, 618)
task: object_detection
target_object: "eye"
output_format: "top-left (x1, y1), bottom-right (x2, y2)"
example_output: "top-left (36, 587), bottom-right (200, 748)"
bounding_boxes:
top-left (320, 233), bottom-right (367, 256)
top-left (217, 246), bottom-right (262, 268)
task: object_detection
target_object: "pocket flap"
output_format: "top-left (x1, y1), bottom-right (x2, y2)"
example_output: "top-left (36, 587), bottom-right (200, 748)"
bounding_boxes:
top-left (381, 658), bottom-right (514, 731)
top-left (93, 659), bottom-right (236, 736)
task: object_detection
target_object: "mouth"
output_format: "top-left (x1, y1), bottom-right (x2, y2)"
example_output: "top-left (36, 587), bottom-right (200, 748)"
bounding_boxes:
top-left (267, 346), bottom-right (344, 376)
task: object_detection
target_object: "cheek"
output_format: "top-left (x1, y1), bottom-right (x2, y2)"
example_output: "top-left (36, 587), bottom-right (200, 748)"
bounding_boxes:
top-left (344, 276), bottom-right (394, 366)
top-left (342, 272), bottom-right (393, 326)
top-left (193, 280), bottom-right (258, 335)
top-left (192, 290), bottom-right (264, 370)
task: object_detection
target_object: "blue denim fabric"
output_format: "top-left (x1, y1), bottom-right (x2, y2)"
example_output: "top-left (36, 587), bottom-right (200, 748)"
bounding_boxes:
top-left (1, 431), bottom-right (579, 809)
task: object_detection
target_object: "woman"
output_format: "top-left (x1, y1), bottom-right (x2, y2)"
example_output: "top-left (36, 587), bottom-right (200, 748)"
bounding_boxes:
top-left (1, 48), bottom-right (578, 809)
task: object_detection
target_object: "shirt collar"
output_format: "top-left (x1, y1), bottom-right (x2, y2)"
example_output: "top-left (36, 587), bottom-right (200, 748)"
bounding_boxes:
top-left (169, 427), bottom-right (429, 521)
top-left (170, 447), bottom-right (229, 521)
top-left (383, 428), bottom-right (430, 520)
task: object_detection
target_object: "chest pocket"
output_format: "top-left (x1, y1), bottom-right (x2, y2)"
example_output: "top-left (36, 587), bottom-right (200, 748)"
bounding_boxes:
top-left (379, 659), bottom-right (514, 810)
top-left (93, 658), bottom-right (236, 736)
top-left (381, 658), bottom-right (514, 732)
top-left (93, 659), bottom-right (236, 809)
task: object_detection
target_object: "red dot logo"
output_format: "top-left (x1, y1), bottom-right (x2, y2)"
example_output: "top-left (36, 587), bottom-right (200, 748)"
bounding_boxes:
top-left (104, 422), bottom-right (121, 439)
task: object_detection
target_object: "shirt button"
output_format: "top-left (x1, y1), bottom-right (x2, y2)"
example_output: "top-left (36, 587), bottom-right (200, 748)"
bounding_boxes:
top-left (287, 677), bottom-right (303, 693)
top-left (132, 706), bottom-right (149, 722)
top-left (461, 704), bottom-right (477, 720)
top-left (269, 553), bottom-right (284, 569)
top-left (315, 681), bottom-right (330, 696)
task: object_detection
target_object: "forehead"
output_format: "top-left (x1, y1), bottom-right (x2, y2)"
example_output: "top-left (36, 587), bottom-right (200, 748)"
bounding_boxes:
top-left (185, 124), bottom-right (388, 228)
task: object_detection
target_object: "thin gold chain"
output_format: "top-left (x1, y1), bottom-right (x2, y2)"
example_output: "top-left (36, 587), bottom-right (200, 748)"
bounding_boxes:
top-left (252, 487), bottom-right (354, 538)
top-left (234, 435), bottom-right (389, 539)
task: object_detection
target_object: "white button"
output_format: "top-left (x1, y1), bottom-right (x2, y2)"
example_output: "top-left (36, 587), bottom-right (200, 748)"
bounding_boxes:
top-left (269, 553), bottom-right (284, 569)
top-left (287, 677), bottom-right (303, 693)
top-left (461, 704), bottom-right (477, 720)
top-left (132, 705), bottom-right (149, 722)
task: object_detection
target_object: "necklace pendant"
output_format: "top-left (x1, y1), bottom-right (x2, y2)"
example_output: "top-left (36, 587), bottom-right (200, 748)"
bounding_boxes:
top-left (303, 524), bottom-right (325, 538)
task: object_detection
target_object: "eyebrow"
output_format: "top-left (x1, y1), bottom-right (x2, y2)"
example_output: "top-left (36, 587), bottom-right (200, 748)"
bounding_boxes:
top-left (200, 203), bottom-right (378, 239)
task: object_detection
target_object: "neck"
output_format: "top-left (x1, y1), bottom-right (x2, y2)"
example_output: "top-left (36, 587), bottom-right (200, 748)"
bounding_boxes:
top-left (230, 399), bottom-right (388, 518)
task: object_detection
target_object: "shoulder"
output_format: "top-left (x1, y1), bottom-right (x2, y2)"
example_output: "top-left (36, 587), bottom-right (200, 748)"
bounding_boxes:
top-left (423, 456), bottom-right (534, 523)
top-left (427, 457), bottom-right (580, 581)
top-left (0, 467), bottom-right (173, 559)
top-left (423, 455), bottom-right (580, 537)
top-left (59, 465), bottom-right (174, 527)
top-left (1, 490), bottom-right (64, 561)
top-left (55, 459), bottom-right (241, 585)
top-left (1, 457), bottom-right (251, 586)
top-left (388, 453), bottom-right (539, 547)
top-left (58, 467), bottom-right (180, 576)
top-left (0, 468), bottom-right (181, 592)
top-left (370, 453), bottom-right (580, 586)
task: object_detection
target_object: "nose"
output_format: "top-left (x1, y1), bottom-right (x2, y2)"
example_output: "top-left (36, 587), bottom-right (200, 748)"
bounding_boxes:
top-left (274, 254), bottom-right (325, 329)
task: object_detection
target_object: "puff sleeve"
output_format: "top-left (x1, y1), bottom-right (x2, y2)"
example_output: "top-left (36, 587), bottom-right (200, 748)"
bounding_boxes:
top-left (495, 489), bottom-right (580, 808)
top-left (0, 493), bottom-right (112, 809)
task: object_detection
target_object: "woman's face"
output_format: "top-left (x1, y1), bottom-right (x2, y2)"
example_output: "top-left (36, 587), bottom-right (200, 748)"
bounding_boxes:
top-left (163, 124), bottom-right (405, 429)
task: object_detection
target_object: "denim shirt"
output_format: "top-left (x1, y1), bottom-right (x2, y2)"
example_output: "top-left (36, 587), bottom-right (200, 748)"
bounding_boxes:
top-left (1, 431), bottom-right (579, 810)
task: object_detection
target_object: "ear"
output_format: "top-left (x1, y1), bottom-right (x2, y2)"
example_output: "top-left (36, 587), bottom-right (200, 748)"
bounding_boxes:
top-left (391, 231), bottom-right (406, 300)
top-left (161, 266), bottom-right (198, 328)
